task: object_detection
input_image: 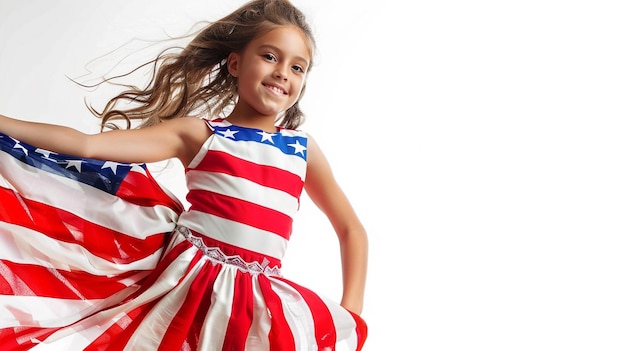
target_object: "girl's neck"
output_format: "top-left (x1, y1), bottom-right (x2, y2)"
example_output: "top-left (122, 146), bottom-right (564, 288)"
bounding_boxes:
top-left (225, 107), bottom-right (279, 133)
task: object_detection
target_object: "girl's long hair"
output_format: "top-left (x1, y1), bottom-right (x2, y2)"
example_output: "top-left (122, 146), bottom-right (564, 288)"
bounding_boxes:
top-left (90, 0), bottom-right (315, 131)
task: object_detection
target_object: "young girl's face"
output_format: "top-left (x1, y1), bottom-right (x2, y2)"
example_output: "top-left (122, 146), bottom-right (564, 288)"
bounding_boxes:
top-left (228, 25), bottom-right (311, 118)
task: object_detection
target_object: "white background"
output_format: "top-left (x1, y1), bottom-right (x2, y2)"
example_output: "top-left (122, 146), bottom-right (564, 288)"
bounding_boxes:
top-left (1, 0), bottom-right (625, 350)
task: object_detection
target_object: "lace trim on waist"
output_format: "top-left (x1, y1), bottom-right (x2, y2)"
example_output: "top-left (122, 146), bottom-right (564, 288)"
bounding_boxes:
top-left (175, 226), bottom-right (282, 277)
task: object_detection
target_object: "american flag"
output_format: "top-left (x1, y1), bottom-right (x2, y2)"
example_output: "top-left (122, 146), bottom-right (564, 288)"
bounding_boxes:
top-left (0, 131), bottom-right (183, 348)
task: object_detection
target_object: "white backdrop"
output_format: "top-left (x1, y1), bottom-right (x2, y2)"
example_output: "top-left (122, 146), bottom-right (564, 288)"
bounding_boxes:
top-left (1, 0), bottom-right (625, 350)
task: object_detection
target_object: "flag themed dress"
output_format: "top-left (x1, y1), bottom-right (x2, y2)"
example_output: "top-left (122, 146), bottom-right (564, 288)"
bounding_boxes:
top-left (0, 118), bottom-right (367, 351)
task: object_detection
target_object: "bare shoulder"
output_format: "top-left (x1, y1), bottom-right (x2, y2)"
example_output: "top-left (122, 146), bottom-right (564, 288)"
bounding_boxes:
top-left (166, 117), bottom-right (213, 166)
top-left (304, 132), bottom-right (319, 154)
top-left (169, 116), bottom-right (210, 131)
top-left (166, 117), bottom-right (211, 138)
top-left (304, 132), bottom-right (336, 188)
top-left (304, 133), bottom-right (327, 167)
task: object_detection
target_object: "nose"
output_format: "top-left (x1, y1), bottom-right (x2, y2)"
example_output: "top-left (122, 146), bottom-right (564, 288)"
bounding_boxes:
top-left (274, 64), bottom-right (288, 81)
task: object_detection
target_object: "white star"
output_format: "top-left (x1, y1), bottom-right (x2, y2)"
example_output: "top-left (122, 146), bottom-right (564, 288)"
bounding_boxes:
top-left (288, 140), bottom-right (307, 155)
top-left (102, 161), bottom-right (120, 174)
top-left (221, 128), bottom-right (239, 139)
top-left (35, 148), bottom-right (56, 160)
top-left (65, 160), bottom-right (83, 172)
top-left (257, 131), bottom-right (276, 144)
top-left (12, 141), bottom-right (28, 155)
top-left (130, 163), bottom-right (147, 176)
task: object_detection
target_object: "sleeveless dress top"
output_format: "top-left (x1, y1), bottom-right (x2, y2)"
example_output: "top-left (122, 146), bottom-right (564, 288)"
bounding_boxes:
top-left (176, 118), bottom-right (308, 273)
top-left (0, 119), bottom-right (367, 351)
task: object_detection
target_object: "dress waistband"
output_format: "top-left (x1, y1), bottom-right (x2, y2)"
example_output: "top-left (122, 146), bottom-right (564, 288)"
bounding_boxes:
top-left (175, 225), bottom-right (282, 276)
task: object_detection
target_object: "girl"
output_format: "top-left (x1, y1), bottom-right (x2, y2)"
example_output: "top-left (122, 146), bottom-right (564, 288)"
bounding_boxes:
top-left (0, 0), bottom-right (368, 350)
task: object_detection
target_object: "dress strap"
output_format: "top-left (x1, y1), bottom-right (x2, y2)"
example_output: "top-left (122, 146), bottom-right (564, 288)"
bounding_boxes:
top-left (202, 118), bottom-right (215, 132)
top-left (203, 118), bottom-right (232, 132)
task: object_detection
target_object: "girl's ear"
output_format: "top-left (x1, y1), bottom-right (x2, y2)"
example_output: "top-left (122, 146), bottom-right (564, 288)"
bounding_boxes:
top-left (227, 52), bottom-right (240, 78)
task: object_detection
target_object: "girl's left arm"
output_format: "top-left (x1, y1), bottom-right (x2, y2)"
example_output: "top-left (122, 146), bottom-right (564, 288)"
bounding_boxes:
top-left (304, 134), bottom-right (368, 315)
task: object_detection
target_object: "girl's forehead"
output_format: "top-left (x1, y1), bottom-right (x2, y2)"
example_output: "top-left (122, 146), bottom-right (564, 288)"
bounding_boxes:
top-left (249, 25), bottom-right (313, 60)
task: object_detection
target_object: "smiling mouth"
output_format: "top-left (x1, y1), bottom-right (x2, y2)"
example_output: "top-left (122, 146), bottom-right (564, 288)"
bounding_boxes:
top-left (263, 83), bottom-right (286, 95)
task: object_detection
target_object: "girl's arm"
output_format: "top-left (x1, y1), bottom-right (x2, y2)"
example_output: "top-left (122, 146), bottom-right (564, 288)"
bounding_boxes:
top-left (304, 134), bottom-right (368, 315)
top-left (0, 114), bottom-right (210, 166)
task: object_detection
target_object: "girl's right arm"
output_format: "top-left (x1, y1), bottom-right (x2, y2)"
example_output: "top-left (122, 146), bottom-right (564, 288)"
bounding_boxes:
top-left (0, 114), bottom-right (210, 166)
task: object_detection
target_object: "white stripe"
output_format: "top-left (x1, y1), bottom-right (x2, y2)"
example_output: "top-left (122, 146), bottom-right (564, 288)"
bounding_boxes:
top-left (321, 294), bottom-right (360, 349)
top-left (216, 137), bottom-right (306, 177)
top-left (29, 329), bottom-right (93, 351)
top-left (0, 222), bottom-right (164, 274)
top-left (270, 278), bottom-right (319, 349)
top-left (30, 312), bottom-right (133, 351)
top-left (186, 169), bottom-right (299, 217)
top-left (177, 211), bottom-right (288, 259)
top-left (197, 265), bottom-right (237, 350)
top-left (278, 128), bottom-right (306, 137)
top-left (0, 288), bottom-right (136, 329)
top-left (245, 278), bottom-right (271, 349)
top-left (0, 152), bottom-right (178, 238)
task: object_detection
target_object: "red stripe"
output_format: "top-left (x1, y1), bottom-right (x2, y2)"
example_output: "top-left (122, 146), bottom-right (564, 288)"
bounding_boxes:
top-left (157, 252), bottom-right (221, 351)
top-left (184, 258), bottom-right (222, 351)
top-left (259, 275), bottom-right (296, 351)
top-left (0, 328), bottom-right (21, 351)
top-left (0, 187), bottom-right (167, 263)
top-left (83, 301), bottom-right (149, 351)
top-left (222, 270), bottom-right (253, 350)
top-left (117, 170), bottom-right (184, 213)
top-left (193, 150), bottom-right (304, 199)
top-left (187, 190), bottom-right (293, 239)
top-left (0, 326), bottom-right (60, 351)
top-left (0, 260), bottom-right (140, 299)
top-left (276, 277), bottom-right (337, 350)
top-left (0, 187), bottom-right (35, 230)
top-left (348, 311), bottom-right (368, 351)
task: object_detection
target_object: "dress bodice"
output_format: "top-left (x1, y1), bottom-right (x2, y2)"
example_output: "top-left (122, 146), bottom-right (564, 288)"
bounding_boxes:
top-left (176, 119), bottom-right (308, 265)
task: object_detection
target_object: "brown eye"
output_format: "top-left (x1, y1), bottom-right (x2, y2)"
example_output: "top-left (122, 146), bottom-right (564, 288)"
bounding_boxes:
top-left (263, 53), bottom-right (277, 62)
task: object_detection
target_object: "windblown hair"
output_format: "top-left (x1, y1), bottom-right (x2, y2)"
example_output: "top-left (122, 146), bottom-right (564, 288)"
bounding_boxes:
top-left (91, 0), bottom-right (315, 131)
